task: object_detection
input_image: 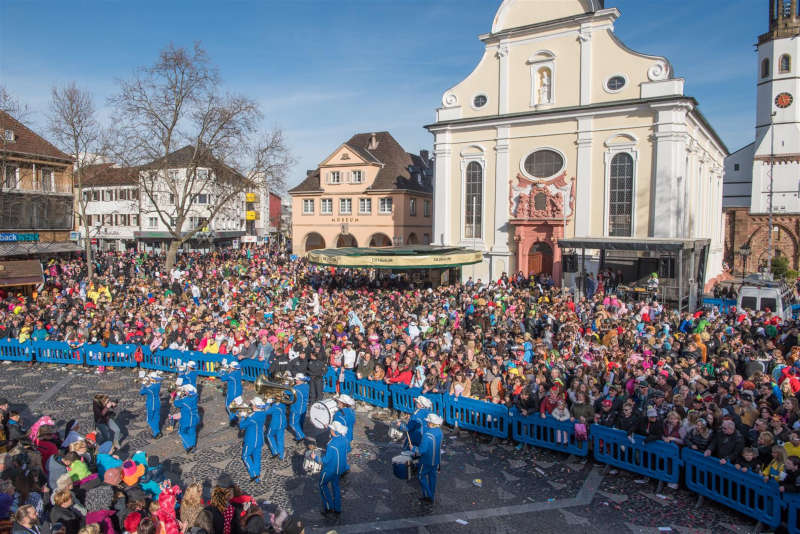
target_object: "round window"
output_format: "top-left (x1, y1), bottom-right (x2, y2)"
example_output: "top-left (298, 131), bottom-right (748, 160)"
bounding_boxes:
top-left (606, 75), bottom-right (626, 92)
top-left (473, 94), bottom-right (488, 108)
top-left (524, 149), bottom-right (564, 178)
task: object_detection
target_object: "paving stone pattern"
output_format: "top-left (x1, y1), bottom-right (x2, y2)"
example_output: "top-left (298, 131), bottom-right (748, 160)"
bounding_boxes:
top-left (0, 363), bottom-right (758, 534)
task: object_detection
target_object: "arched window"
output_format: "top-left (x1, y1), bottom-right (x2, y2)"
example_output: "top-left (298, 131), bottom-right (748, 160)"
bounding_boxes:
top-left (464, 161), bottom-right (483, 239)
top-left (608, 153), bottom-right (634, 237)
top-left (524, 149), bottom-right (565, 178)
top-left (762, 58), bottom-right (771, 78)
top-left (781, 54), bottom-right (791, 74)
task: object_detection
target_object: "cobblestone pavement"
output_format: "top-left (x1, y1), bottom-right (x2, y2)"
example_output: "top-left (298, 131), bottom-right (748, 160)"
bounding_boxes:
top-left (0, 363), bottom-right (759, 534)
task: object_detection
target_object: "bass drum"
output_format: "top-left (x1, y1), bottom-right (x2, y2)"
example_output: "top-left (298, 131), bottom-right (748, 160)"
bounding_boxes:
top-left (309, 399), bottom-right (339, 430)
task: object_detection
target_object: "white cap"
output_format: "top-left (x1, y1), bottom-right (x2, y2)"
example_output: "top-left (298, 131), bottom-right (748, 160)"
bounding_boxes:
top-left (229, 361), bottom-right (240, 369)
top-left (187, 361), bottom-right (197, 368)
top-left (175, 377), bottom-right (184, 386)
top-left (148, 372), bottom-right (163, 380)
top-left (294, 373), bottom-right (307, 381)
top-left (425, 413), bottom-right (443, 426)
top-left (233, 396), bottom-right (243, 405)
top-left (181, 384), bottom-right (197, 394)
top-left (415, 396), bottom-right (433, 409)
top-left (251, 396), bottom-right (265, 407)
top-left (337, 394), bottom-right (355, 406)
top-left (329, 421), bottom-right (348, 436)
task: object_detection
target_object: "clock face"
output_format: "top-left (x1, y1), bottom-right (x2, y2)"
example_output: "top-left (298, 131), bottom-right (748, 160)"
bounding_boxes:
top-left (776, 92), bottom-right (793, 109)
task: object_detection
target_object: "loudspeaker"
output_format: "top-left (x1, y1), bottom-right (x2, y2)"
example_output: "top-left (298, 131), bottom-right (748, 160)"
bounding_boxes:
top-left (563, 253), bottom-right (578, 273)
top-left (659, 257), bottom-right (675, 279)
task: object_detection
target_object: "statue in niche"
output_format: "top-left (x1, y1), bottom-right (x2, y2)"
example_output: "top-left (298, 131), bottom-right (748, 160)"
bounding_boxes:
top-left (538, 68), bottom-right (552, 105)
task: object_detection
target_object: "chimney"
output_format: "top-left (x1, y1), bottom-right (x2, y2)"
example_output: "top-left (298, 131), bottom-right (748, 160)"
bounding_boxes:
top-left (368, 133), bottom-right (379, 150)
top-left (306, 169), bottom-right (314, 176)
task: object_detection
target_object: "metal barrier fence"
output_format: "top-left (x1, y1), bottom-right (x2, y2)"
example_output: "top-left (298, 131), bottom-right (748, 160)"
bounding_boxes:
top-left (683, 448), bottom-right (782, 529)
top-left (510, 411), bottom-right (589, 457)
top-left (591, 425), bottom-right (682, 485)
top-left (1, 341), bottom-right (798, 530)
top-left (0, 339), bottom-right (34, 362)
top-left (701, 297), bottom-right (737, 313)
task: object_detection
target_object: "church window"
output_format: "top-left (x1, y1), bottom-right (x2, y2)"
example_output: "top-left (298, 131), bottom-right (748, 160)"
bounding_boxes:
top-left (606, 75), bottom-right (626, 92)
top-left (524, 149), bottom-right (564, 179)
top-left (762, 58), bottom-right (771, 78)
top-left (464, 161), bottom-right (482, 239)
top-left (472, 94), bottom-right (488, 109)
top-left (781, 54), bottom-right (791, 74)
top-left (608, 153), bottom-right (634, 237)
top-left (534, 193), bottom-right (547, 211)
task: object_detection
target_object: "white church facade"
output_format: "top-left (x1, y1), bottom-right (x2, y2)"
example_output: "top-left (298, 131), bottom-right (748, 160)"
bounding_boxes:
top-left (426, 0), bottom-right (727, 289)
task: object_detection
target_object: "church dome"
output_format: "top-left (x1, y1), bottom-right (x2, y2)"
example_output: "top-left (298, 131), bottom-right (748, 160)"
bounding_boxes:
top-left (491, 0), bottom-right (605, 34)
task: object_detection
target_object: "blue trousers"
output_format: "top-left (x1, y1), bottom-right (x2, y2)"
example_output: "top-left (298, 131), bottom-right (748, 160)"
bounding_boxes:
top-left (147, 411), bottom-right (160, 438)
top-left (266, 429), bottom-right (284, 459)
top-left (419, 465), bottom-right (437, 500)
top-left (226, 406), bottom-right (237, 423)
top-left (242, 441), bottom-right (263, 478)
top-left (179, 424), bottom-right (197, 450)
top-left (319, 471), bottom-right (341, 512)
top-left (289, 411), bottom-right (305, 440)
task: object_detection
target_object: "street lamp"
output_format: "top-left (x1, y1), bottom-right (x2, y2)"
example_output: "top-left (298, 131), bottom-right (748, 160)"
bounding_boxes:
top-left (738, 241), bottom-right (751, 279)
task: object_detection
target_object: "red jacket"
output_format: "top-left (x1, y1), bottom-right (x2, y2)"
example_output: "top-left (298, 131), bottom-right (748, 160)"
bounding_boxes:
top-left (386, 367), bottom-right (412, 385)
top-left (539, 396), bottom-right (560, 416)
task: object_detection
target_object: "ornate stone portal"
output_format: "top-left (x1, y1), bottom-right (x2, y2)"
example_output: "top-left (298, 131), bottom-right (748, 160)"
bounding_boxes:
top-left (509, 172), bottom-right (574, 280)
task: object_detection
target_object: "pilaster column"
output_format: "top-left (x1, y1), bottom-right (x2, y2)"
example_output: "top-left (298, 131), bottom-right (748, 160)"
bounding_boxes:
top-left (651, 103), bottom-right (690, 238)
top-left (493, 126), bottom-right (511, 253)
top-left (433, 131), bottom-right (452, 245)
top-left (579, 25), bottom-right (593, 106)
top-left (574, 117), bottom-right (593, 236)
top-left (497, 43), bottom-right (510, 115)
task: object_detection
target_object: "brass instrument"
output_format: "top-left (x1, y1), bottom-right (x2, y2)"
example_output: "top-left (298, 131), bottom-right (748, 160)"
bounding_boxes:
top-left (227, 400), bottom-right (254, 418)
top-left (254, 374), bottom-right (297, 405)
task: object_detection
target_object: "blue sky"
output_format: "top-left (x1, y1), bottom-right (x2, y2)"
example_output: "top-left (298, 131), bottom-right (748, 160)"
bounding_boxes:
top-left (0, 0), bottom-right (762, 190)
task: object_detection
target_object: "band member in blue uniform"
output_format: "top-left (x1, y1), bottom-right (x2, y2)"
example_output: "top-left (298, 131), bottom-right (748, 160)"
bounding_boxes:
top-left (289, 373), bottom-right (309, 441)
top-left (173, 384), bottom-right (200, 453)
top-left (239, 396), bottom-right (267, 482)
top-left (139, 372), bottom-right (164, 439)
top-left (316, 421), bottom-right (350, 517)
top-left (220, 360), bottom-right (243, 425)
top-left (264, 398), bottom-right (287, 460)
top-left (176, 360), bottom-right (199, 390)
top-left (397, 396), bottom-right (432, 450)
top-left (333, 394), bottom-right (356, 450)
top-left (412, 413), bottom-right (444, 504)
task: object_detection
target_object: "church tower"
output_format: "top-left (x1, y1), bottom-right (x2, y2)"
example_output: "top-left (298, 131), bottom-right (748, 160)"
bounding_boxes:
top-left (752, 0), bottom-right (800, 214)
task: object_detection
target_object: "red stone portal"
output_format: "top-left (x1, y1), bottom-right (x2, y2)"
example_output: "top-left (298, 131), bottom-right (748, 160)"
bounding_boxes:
top-left (509, 172), bottom-right (574, 281)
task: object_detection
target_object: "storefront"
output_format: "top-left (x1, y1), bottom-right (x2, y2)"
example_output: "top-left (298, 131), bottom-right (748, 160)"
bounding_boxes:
top-left (0, 260), bottom-right (44, 297)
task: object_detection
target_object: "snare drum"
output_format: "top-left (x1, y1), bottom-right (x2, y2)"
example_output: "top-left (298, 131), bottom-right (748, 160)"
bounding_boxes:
top-left (303, 450), bottom-right (322, 475)
top-left (391, 451), bottom-right (419, 480)
top-left (309, 399), bottom-right (339, 430)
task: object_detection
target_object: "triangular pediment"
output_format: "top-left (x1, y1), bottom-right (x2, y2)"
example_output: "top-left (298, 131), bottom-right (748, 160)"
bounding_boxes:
top-left (320, 144), bottom-right (369, 167)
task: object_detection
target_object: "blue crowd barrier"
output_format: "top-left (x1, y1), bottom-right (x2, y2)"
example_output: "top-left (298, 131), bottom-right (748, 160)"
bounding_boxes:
top-left (84, 344), bottom-right (138, 368)
top-left (391, 385), bottom-right (422, 414)
top-left (339, 370), bottom-right (356, 397)
top-left (443, 395), bottom-right (509, 438)
top-left (239, 359), bottom-right (269, 382)
top-left (354, 378), bottom-right (390, 408)
top-left (34, 341), bottom-right (84, 365)
top-left (784, 493), bottom-right (800, 534)
top-left (591, 425), bottom-right (681, 484)
top-left (323, 368), bottom-right (337, 393)
top-left (683, 448), bottom-right (781, 528)
top-left (0, 339), bottom-right (34, 362)
top-left (511, 412), bottom-right (588, 457)
top-left (702, 297), bottom-right (737, 313)
top-left (140, 349), bottom-right (183, 373)
top-left (180, 351), bottom-right (222, 377)
top-left (423, 393), bottom-right (444, 418)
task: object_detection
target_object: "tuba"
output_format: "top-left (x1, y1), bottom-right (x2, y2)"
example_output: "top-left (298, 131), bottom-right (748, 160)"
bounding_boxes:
top-left (255, 374), bottom-right (297, 405)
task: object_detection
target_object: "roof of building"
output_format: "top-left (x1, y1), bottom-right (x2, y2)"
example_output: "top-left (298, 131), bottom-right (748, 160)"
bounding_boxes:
top-left (289, 131), bottom-right (432, 195)
top-left (0, 111), bottom-right (72, 163)
top-left (81, 163), bottom-right (139, 187)
top-left (144, 144), bottom-right (252, 187)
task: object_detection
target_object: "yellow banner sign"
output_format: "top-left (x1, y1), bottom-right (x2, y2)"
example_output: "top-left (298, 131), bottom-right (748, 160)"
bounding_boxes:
top-left (307, 249), bottom-right (483, 269)
top-left (246, 211), bottom-right (259, 220)
top-left (245, 193), bottom-right (258, 202)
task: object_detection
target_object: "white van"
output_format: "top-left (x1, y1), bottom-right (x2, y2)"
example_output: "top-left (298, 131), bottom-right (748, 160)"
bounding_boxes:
top-left (737, 275), bottom-right (796, 321)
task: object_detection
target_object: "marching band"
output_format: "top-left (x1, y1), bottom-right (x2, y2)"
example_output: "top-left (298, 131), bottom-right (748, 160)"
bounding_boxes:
top-left (137, 359), bottom-right (444, 516)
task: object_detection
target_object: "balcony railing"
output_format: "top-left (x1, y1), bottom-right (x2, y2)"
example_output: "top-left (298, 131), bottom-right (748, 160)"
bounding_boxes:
top-left (1, 183), bottom-right (73, 195)
top-left (0, 192), bottom-right (74, 230)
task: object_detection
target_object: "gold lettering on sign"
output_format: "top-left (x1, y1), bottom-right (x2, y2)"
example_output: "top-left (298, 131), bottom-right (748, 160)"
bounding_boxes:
top-left (331, 217), bottom-right (360, 223)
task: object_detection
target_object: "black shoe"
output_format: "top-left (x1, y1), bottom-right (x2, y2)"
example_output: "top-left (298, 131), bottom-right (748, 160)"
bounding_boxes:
top-left (154, 433), bottom-right (162, 439)
top-left (418, 497), bottom-right (433, 504)
top-left (320, 510), bottom-right (332, 517)
top-left (186, 447), bottom-right (195, 454)
top-left (229, 420), bottom-right (237, 427)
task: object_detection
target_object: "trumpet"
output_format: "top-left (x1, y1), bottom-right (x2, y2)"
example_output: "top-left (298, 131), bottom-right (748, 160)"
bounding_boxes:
top-left (227, 400), bottom-right (254, 418)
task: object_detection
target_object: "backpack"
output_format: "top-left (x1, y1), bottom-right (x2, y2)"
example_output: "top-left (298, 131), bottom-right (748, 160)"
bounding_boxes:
top-left (134, 346), bottom-right (144, 364)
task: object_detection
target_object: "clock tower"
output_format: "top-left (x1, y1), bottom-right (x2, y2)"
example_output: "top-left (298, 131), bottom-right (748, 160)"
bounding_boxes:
top-left (752, 0), bottom-right (800, 214)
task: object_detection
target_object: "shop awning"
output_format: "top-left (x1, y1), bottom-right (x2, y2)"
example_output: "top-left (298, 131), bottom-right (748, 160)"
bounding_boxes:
top-left (0, 260), bottom-right (44, 287)
top-left (557, 237), bottom-right (710, 252)
top-left (0, 242), bottom-right (83, 256)
top-left (307, 245), bottom-right (483, 270)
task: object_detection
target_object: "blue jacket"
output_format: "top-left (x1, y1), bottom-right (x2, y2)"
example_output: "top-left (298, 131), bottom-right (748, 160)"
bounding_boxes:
top-left (322, 435), bottom-right (350, 476)
top-left (417, 427), bottom-right (443, 468)
top-left (174, 393), bottom-right (199, 429)
top-left (266, 403), bottom-right (287, 431)
top-left (239, 410), bottom-right (267, 446)
top-left (178, 370), bottom-right (199, 388)
top-left (220, 369), bottom-right (243, 403)
top-left (333, 407), bottom-right (356, 442)
top-left (291, 383), bottom-right (309, 416)
top-left (139, 382), bottom-right (161, 415)
top-left (403, 408), bottom-right (431, 445)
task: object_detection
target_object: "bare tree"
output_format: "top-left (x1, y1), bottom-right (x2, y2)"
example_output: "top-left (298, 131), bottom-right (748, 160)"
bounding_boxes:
top-left (108, 43), bottom-right (291, 269)
top-left (47, 82), bottom-right (109, 279)
top-left (0, 86), bottom-right (30, 192)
